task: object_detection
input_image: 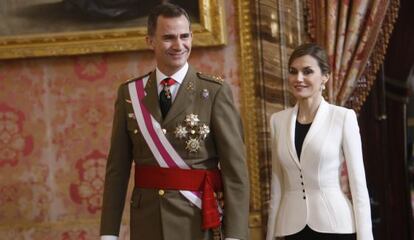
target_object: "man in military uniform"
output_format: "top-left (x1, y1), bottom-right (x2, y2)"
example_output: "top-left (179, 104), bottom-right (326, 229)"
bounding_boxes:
top-left (100, 3), bottom-right (249, 240)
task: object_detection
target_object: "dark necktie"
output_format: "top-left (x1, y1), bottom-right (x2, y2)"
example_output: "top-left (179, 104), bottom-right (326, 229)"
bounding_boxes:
top-left (159, 77), bottom-right (176, 118)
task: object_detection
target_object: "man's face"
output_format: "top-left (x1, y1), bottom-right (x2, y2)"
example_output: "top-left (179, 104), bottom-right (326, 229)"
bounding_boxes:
top-left (147, 15), bottom-right (192, 76)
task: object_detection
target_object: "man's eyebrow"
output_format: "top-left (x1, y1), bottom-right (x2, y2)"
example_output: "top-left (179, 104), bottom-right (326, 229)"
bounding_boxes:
top-left (162, 34), bottom-right (176, 38)
top-left (161, 33), bottom-right (190, 38)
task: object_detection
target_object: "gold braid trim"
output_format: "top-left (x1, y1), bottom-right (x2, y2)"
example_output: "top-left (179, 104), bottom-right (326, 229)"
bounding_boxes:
top-left (345, 0), bottom-right (400, 111)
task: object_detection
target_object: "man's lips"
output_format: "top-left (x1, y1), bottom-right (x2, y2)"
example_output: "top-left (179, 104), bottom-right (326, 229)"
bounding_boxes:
top-left (168, 51), bottom-right (187, 58)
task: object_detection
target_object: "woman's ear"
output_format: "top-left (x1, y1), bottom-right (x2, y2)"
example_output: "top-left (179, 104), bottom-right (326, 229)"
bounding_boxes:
top-left (323, 73), bottom-right (330, 84)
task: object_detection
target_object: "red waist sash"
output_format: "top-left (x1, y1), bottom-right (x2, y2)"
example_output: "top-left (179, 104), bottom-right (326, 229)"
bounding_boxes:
top-left (134, 165), bottom-right (223, 230)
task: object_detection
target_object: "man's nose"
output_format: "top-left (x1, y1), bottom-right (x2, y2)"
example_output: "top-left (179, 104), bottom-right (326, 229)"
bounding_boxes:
top-left (172, 38), bottom-right (183, 49)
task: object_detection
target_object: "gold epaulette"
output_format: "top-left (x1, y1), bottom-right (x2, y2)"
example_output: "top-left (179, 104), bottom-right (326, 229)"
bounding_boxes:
top-left (197, 72), bottom-right (224, 85)
top-left (123, 71), bottom-right (152, 84)
top-left (123, 76), bottom-right (138, 84)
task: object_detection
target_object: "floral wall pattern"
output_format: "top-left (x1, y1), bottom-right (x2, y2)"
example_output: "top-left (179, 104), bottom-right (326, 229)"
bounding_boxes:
top-left (0, 1), bottom-right (241, 239)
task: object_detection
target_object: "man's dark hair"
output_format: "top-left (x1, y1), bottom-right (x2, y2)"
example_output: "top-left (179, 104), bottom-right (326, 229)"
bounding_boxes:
top-left (147, 3), bottom-right (191, 36)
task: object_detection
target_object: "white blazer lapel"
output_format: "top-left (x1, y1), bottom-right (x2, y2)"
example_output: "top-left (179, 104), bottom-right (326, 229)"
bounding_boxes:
top-left (301, 99), bottom-right (329, 157)
top-left (287, 104), bottom-right (301, 168)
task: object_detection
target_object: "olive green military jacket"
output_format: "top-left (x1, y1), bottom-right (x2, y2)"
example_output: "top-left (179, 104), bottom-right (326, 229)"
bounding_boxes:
top-left (100, 66), bottom-right (249, 240)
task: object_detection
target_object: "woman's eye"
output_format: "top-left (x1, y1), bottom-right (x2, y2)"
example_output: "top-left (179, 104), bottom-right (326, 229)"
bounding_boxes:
top-left (288, 68), bottom-right (297, 74)
top-left (303, 69), bottom-right (313, 75)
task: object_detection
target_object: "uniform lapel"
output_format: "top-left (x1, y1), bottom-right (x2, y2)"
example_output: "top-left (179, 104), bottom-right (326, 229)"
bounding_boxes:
top-left (162, 66), bottom-right (196, 125)
top-left (287, 104), bottom-right (301, 168)
top-left (142, 71), bottom-right (162, 123)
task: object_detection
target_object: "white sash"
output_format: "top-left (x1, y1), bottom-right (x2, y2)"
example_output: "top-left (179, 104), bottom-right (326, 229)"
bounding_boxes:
top-left (128, 77), bottom-right (202, 208)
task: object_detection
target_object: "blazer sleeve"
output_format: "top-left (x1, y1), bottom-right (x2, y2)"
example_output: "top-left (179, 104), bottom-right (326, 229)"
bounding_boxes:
top-left (342, 110), bottom-right (373, 240)
top-left (211, 82), bottom-right (250, 240)
top-left (100, 84), bottom-right (133, 236)
top-left (266, 113), bottom-right (283, 240)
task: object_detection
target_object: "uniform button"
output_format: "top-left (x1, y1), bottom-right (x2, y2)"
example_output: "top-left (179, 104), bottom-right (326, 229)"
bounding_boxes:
top-left (162, 129), bottom-right (167, 134)
top-left (158, 189), bottom-right (165, 196)
top-left (134, 129), bottom-right (138, 134)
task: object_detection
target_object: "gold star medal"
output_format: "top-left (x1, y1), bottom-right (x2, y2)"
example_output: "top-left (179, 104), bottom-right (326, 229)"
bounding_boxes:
top-left (174, 113), bottom-right (210, 153)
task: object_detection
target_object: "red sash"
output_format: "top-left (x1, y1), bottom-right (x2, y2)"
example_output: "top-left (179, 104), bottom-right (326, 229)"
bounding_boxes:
top-left (135, 165), bottom-right (223, 230)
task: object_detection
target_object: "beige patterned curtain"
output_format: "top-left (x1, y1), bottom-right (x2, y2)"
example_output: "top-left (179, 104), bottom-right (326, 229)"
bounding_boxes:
top-left (305, 0), bottom-right (399, 110)
top-left (304, 0), bottom-right (399, 197)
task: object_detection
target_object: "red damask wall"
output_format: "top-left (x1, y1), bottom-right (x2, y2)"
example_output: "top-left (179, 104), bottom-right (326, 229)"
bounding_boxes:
top-left (0, 2), bottom-right (240, 239)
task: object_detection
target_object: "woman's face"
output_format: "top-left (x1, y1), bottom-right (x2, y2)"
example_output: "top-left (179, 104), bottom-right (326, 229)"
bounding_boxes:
top-left (288, 54), bottom-right (328, 102)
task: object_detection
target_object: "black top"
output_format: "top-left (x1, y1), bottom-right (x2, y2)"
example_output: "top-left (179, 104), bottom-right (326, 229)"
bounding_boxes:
top-left (295, 120), bottom-right (312, 160)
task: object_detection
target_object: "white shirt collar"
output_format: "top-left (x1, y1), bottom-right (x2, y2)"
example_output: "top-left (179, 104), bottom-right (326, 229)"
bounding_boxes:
top-left (156, 62), bottom-right (189, 86)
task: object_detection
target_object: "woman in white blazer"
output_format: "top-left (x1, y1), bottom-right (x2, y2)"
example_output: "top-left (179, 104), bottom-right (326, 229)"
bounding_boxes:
top-left (266, 43), bottom-right (373, 240)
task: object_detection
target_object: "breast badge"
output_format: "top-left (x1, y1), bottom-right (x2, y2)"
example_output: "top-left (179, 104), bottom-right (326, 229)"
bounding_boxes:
top-left (174, 113), bottom-right (210, 153)
top-left (201, 89), bottom-right (209, 100)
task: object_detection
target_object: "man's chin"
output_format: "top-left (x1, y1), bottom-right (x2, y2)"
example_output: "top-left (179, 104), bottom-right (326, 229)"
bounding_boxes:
top-left (170, 55), bottom-right (188, 62)
top-left (160, 62), bottom-right (187, 74)
top-left (170, 60), bottom-right (187, 68)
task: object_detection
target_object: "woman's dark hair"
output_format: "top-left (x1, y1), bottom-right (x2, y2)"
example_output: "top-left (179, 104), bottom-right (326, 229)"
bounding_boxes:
top-left (147, 3), bottom-right (191, 36)
top-left (288, 43), bottom-right (331, 75)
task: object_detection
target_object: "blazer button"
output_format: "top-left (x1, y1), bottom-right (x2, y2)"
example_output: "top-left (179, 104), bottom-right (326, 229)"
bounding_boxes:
top-left (302, 189), bottom-right (305, 193)
top-left (301, 182), bottom-right (304, 185)
top-left (134, 129), bottom-right (138, 134)
top-left (300, 175), bottom-right (303, 178)
top-left (162, 128), bottom-right (167, 134)
top-left (158, 189), bottom-right (165, 196)
top-left (303, 196), bottom-right (306, 200)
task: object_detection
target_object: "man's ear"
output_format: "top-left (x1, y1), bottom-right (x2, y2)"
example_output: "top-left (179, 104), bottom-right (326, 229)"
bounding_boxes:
top-left (146, 36), bottom-right (154, 50)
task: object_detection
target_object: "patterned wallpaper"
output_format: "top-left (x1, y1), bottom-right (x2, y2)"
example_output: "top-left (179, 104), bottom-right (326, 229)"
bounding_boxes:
top-left (0, 1), bottom-right (240, 239)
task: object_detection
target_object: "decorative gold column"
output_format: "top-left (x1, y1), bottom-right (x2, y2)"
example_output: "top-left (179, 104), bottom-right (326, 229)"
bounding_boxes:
top-left (236, 0), bottom-right (262, 239)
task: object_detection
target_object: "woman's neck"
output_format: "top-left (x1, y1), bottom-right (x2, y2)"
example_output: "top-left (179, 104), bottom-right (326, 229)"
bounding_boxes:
top-left (297, 96), bottom-right (323, 124)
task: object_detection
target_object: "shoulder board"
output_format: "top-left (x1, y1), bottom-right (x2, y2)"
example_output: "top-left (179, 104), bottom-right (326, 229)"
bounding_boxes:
top-left (197, 72), bottom-right (224, 85)
top-left (123, 71), bottom-right (152, 84)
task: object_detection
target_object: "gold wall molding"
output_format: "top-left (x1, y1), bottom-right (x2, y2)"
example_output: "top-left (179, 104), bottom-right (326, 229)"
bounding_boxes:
top-left (236, 0), bottom-right (262, 239)
top-left (0, 0), bottom-right (226, 59)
